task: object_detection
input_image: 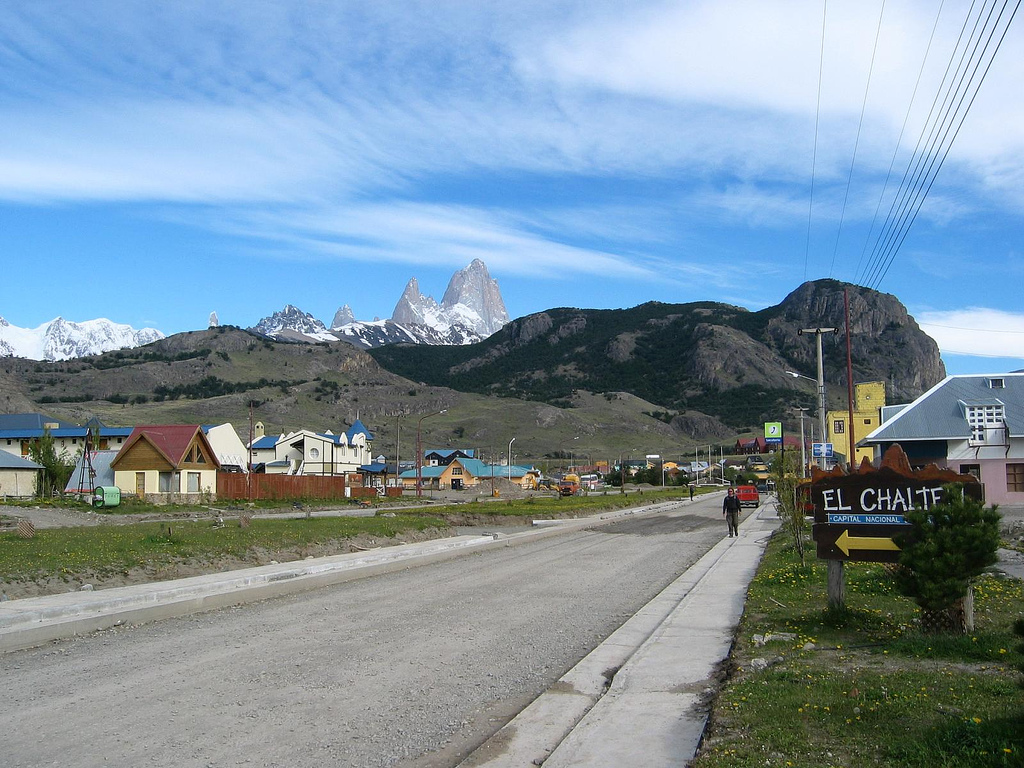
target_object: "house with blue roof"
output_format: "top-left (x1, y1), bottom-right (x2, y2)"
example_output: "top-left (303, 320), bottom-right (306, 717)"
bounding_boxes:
top-left (0, 413), bottom-right (132, 461)
top-left (246, 420), bottom-right (374, 476)
top-left (859, 373), bottom-right (1024, 505)
top-left (399, 457), bottom-right (540, 491)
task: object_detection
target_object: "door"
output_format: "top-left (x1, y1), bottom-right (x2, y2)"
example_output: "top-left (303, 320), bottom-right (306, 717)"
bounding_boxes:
top-left (135, 472), bottom-right (146, 495)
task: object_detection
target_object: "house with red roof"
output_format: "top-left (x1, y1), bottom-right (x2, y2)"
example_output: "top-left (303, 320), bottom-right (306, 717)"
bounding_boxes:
top-left (110, 425), bottom-right (221, 501)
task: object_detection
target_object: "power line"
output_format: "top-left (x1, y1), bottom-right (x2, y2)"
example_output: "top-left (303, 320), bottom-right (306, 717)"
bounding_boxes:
top-left (862, 0), bottom-right (994, 286)
top-left (861, 0), bottom-right (1020, 289)
top-left (828, 0), bottom-right (887, 277)
top-left (853, 0), bottom-right (947, 283)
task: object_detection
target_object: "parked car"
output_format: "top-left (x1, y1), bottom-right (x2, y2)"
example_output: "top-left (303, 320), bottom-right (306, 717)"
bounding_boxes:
top-left (735, 485), bottom-right (760, 507)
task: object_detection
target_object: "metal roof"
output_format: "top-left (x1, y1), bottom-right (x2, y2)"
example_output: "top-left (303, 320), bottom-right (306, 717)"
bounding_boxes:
top-left (64, 450), bottom-right (119, 491)
top-left (0, 427), bottom-right (132, 439)
top-left (0, 413), bottom-right (76, 431)
top-left (861, 373), bottom-right (1024, 444)
top-left (0, 452), bottom-right (43, 470)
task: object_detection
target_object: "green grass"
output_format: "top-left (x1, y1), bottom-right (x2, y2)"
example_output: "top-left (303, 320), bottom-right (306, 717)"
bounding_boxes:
top-left (0, 514), bottom-right (447, 586)
top-left (693, 532), bottom-right (1024, 768)
top-left (0, 486), bottom-right (698, 590)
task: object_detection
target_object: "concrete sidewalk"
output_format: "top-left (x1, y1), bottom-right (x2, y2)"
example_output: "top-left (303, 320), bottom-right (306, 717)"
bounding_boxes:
top-left (461, 502), bottom-right (780, 767)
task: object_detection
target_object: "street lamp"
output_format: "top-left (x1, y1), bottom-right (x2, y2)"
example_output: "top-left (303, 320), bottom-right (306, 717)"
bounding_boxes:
top-left (508, 437), bottom-right (516, 482)
top-left (416, 410), bottom-right (446, 498)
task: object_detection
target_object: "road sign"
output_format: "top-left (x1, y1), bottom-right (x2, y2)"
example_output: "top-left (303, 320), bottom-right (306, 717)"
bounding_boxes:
top-left (811, 442), bottom-right (833, 458)
top-left (809, 452), bottom-right (983, 564)
top-left (813, 523), bottom-right (904, 563)
top-left (764, 421), bottom-right (782, 445)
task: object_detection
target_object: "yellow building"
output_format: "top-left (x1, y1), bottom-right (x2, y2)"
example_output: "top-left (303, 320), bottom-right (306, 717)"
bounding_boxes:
top-left (826, 381), bottom-right (886, 467)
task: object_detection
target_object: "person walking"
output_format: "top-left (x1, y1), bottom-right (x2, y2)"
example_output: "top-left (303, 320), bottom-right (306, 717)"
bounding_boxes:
top-left (688, 484), bottom-right (694, 501)
top-left (723, 487), bottom-right (741, 537)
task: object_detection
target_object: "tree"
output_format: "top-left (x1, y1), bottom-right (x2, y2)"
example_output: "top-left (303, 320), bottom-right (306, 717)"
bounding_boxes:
top-left (771, 448), bottom-right (807, 567)
top-left (28, 428), bottom-right (76, 498)
top-left (894, 485), bottom-right (1001, 634)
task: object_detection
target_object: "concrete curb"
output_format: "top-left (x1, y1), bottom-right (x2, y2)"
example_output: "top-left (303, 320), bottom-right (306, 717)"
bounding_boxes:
top-left (461, 502), bottom-right (778, 767)
top-left (0, 497), bottom-right (700, 654)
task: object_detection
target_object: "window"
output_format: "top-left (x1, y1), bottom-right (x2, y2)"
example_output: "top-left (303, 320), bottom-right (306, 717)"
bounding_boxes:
top-left (959, 464), bottom-right (981, 481)
top-left (965, 404), bottom-right (1005, 444)
top-left (863, 419), bottom-right (872, 425)
top-left (833, 420), bottom-right (845, 435)
top-left (989, 378), bottom-right (1005, 389)
top-left (451, 466), bottom-right (463, 476)
top-left (187, 472), bottom-right (201, 493)
top-left (1007, 464), bottom-right (1024, 493)
top-left (159, 472), bottom-right (179, 493)
top-left (309, 447), bottom-right (320, 459)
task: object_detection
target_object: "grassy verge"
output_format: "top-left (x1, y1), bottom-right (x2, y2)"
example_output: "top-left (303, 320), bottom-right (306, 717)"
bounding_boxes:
top-left (693, 531), bottom-right (1024, 768)
top-left (0, 514), bottom-right (446, 588)
top-left (0, 486), bottom-right (701, 594)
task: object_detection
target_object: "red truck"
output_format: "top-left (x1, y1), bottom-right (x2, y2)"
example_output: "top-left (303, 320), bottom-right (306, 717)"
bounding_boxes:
top-left (735, 485), bottom-right (760, 508)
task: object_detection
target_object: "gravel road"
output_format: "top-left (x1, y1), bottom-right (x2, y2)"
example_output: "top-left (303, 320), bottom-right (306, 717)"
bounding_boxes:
top-left (1, 498), bottom-right (727, 768)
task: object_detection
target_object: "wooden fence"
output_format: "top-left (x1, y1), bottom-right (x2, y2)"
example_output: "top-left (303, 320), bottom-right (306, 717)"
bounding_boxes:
top-left (217, 473), bottom-right (377, 501)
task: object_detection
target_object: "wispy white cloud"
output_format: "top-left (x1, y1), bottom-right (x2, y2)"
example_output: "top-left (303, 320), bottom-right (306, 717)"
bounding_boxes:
top-left (918, 308), bottom-right (1024, 359)
top-left (0, 0), bottom-right (1021, 311)
top-left (187, 200), bottom-right (661, 281)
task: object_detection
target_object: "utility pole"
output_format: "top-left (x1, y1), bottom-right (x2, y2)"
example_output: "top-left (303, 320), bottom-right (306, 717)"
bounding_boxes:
top-left (799, 326), bottom-right (843, 609)
top-left (416, 410), bottom-right (446, 498)
top-left (798, 327), bottom-right (837, 453)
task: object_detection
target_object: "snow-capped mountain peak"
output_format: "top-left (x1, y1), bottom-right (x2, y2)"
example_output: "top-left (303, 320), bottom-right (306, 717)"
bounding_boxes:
top-left (0, 316), bottom-right (165, 361)
top-left (251, 305), bottom-right (337, 342)
top-left (439, 258), bottom-right (509, 336)
top-left (391, 260), bottom-right (508, 338)
top-left (250, 260), bottom-right (508, 349)
top-left (331, 304), bottom-right (356, 329)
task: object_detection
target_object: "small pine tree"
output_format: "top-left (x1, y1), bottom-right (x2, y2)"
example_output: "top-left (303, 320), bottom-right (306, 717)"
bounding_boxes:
top-left (894, 485), bottom-right (1001, 634)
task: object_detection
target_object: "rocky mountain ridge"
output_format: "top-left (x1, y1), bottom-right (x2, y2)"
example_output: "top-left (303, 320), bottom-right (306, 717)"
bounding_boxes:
top-left (0, 281), bottom-right (947, 450)
top-left (369, 280), bottom-right (946, 430)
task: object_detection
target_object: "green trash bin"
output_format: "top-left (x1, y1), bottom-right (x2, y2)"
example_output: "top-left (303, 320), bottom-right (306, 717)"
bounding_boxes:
top-left (92, 486), bottom-right (121, 508)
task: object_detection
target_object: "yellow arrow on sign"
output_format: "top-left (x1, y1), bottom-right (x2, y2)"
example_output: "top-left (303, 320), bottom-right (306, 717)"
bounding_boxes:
top-left (835, 529), bottom-right (901, 557)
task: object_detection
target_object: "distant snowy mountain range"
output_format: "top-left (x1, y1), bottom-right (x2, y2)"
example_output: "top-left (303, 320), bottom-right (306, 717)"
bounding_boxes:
top-left (0, 259), bottom-right (509, 361)
top-left (0, 316), bottom-right (165, 362)
top-left (250, 259), bottom-right (510, 349)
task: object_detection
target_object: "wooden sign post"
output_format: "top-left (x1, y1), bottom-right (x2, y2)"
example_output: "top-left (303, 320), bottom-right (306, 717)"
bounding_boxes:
top-left (809, 445), bottom-right (982, 609)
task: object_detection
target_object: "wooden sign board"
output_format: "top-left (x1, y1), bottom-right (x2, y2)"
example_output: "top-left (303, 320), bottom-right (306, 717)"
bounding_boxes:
top-left (809, 446), bottom-right (982, 564)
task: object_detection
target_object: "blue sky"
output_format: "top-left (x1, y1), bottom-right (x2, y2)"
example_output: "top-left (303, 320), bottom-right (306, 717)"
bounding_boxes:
top-left (2, 1), bottom-right (1023, 375)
